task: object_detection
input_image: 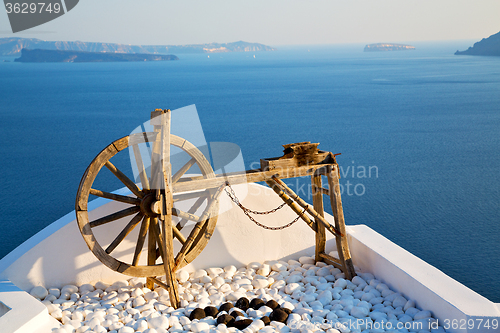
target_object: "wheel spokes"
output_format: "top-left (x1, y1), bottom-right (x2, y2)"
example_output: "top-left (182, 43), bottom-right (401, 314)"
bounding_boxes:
top-left (132, 216), bottom-right (150, 266)
top-left (175, 195), bottom-right (207, 230)
top-left (105, 161), bottom-right (143, 198)
top-left (172, 157), bottom-right (196, 184)
top-left (172, 224), bottom-right (186, 244)
top-left (173, 190), bottom-right (209, 202)
top-left (105, 212), bottom-right (144, 254)
top-left (150, 217), bottom-right (165, 260)
top-left (172, 208), bottom-right (202, 223)
top-left (90, 206), bottom-right (141, 228)
top-left (90, 188), bottom-right (141, 205)
top-left (174, 186), bottom-right (224, 269)
top-left (132, 144), bottom-right (150, 190)
top-left (76, 129), bottom-right (219, 281)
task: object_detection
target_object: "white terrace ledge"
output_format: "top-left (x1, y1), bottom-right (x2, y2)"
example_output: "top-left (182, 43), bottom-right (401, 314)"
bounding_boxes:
top-left (0, 183), bottom-right (499, 333)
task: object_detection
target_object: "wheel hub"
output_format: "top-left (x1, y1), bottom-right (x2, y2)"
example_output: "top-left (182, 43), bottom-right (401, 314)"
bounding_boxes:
top-left (140, 191), bottom-right (160, 217)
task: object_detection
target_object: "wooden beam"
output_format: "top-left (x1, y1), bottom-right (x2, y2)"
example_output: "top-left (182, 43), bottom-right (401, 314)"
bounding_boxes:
top-left (173, 164), bottom-right (333, 193)
top-left (312, 185), bottom-right (330, 196)
top-left (160, 109), bottom-right (180, 309)
top-left (265, 180), bottom-right (317, 232)
top-left (326, 165), bottom-right (356, 280)
top-left (270, 176), bottom-right (342, 237)
top-left (149, 277), bottom-right (170, 291)
top-left (319, 252), bottom-right (344, 270)
top-left (312, 174), bottom-right (326, 262)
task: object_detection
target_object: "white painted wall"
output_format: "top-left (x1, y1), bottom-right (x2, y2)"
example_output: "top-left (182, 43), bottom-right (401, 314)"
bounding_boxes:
top-left (0, 183), bottom-right (498, 333)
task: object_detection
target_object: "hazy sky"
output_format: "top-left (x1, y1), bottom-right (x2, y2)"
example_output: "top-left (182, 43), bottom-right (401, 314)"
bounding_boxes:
top-left (1, 0), bottom-right (499, 46)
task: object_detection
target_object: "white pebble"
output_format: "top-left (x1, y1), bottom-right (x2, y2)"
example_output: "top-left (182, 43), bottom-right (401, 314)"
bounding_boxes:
top-left (193, 269), bottom-right (208, 279)
top-left (79, 284), bottom-right (94, 294)
top-left (61, 285), bottom-right (79, 295)
top-left (392, 295), bottom-right (408, 308)
top-left (361, 292), bottom-right (375, 302)
top-left (30, 286), bottom-right (48, 299)
top-left (334, 278), bottom-right (347, 289)
top-left (404, 299), bottom-right (415, 311)
top-left (118, 327), bottom-right (135, 333)
top-left (133, 296), bottom-right (146, 307)
top-left (284, 283), bottom-right (301, 294)
top-left (285, 274), bottom-right (302, 284)
top-left (298, 256), bottom-right (315, 265)
top-left (271, 263), bottom-right (287, 272)
top-left (144, 291), bottom-right (158, 301)
top-left (316, 267), bottom-right (331, 277)
top-left (252, 279), bottom-right (269, 289)
top-left (272, 280), bottom-right (286, 289)
top-left (95, 281), bottom-right (109, 290)
top-left (176, 270), bottom-right (190, 283)
top-left (148, 316), bottom-right (169, 329)
top-left (257, 264), bottom-right (271, 276)
top-left (48, 287), bottom-right (61, 298)
top-left (207, 267), bottom-right (224, 276)
top-left (317, 290), bottom-right (333, 306)
top-left (110, 280), bottom-right (128, 291)
top-left (351, 306), bottom-right (369, 318)
top-left (224, 265), bottom-right (237, 274)
top-left (414, 310), bottom-right (432, 320)
top-left (281, 301), bottom-right (295, 311)
top-left (191, 322), bottom-right (210, 332)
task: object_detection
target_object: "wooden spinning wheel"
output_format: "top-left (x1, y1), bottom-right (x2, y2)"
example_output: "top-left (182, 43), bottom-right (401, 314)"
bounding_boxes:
top-left (77, 108), bottom-right (358, 309)
top-left (76, 109), bottom-right (220, 307)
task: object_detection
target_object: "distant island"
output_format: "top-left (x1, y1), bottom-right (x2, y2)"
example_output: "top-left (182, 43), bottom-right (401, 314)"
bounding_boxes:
top-left (364, 43), bottom-right (415, 52)
top-left (455, 31), bottom-right (500, 56)
top-left (0, 37), bottom-right (276, 56)
top-left (14, 49), bottom-right (179, 63)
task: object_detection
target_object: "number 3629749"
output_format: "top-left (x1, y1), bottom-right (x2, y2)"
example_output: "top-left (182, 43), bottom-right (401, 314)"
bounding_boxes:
top-left (443, 318), bottom-right (498, 330)
top-left (5, 3), bottom-right (61, 14)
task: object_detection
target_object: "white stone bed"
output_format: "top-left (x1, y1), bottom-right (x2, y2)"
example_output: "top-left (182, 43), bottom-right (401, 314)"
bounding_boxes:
top-left (31, 254), bottom-right (445, 333)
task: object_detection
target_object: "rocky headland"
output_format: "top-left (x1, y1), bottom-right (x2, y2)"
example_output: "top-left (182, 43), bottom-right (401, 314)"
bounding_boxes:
top-left (364, 43), bottom-right (415, 52)
top-left (0, 37), bottom-right (276, 56)
top-left (14, 49), bottom-right (179, 63)
top-left (455, 31), bottom-right (500, 56)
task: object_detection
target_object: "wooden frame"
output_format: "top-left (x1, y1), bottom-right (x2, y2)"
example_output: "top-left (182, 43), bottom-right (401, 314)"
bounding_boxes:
top-left (76, 110), bottom-right (356, 309)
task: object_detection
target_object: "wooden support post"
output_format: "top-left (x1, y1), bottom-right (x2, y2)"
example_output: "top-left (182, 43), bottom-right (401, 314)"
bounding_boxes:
top-left (160, 109), bottom-right (180, 309)
top-left (312, 173), bottom-right (326, 262)
top-left (147, 110), bottom-right (164, 290)
top-left (326, 165), bottom-right (356, 280)
top-left (146, 221), bottom-right (156, 289)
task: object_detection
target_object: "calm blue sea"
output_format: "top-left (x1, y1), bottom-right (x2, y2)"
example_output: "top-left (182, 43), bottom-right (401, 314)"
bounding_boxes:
top-left (1, 41), bottom-right (499, 302)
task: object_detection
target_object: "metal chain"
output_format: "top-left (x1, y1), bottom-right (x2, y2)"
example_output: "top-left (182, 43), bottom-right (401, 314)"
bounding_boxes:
top-left (224, 182), bottom-right (307, 230)
top-left (225, 182), bottom-right (286, 214)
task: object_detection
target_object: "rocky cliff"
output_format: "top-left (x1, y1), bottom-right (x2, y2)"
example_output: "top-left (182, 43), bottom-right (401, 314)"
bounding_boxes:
top-left (455, 31), bottom-right (500, 56)
top-left (0, 38), bottom-right (276, 56)
top-left (14, 49), bottom-right (178, 62)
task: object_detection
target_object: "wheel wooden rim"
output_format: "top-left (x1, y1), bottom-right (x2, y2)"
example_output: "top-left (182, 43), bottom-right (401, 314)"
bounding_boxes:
top-left (76, 132), bottom-right (218, 277)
